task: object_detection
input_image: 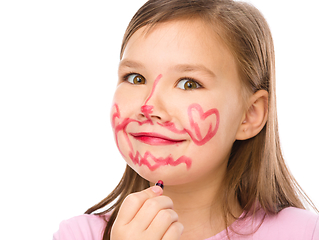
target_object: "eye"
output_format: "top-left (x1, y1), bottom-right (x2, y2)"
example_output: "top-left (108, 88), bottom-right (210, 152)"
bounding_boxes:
top-left (176, 79), bottom-right (201, 90)
top-left (126, 74), bottom-right (146, 85)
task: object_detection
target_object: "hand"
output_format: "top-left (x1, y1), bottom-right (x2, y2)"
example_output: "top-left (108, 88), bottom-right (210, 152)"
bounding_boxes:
top-left (111, 185), bottom-right (183, 240)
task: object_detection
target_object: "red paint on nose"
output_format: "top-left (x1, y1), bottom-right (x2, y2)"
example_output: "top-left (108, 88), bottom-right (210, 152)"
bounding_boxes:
top-left (144, 74), bottom-right (163, 105)
top-left (141, 105), bottom-right (153, 115)
top-left (140, 74), bottom-right (163, 124)
top-left (141, 105), bottom-right (154, 124)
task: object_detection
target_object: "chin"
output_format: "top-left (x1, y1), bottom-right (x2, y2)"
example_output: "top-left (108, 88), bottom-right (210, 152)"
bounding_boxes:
top-left (128, 163), bottom-right (191, 186)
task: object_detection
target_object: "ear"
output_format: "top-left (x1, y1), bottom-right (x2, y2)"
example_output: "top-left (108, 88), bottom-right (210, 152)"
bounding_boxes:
top-left (236, 90), bottom-right (268, 140)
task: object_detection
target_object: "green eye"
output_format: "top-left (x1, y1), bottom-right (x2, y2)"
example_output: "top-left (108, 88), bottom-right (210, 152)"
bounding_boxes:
top-left (127, 74), bottom-right (146, 84)
top-left (177, 79), bottom-right (201, 90)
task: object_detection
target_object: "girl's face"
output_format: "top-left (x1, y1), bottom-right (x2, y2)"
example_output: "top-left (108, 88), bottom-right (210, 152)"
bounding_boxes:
top-left (112, 19), bottom-right (246, 186)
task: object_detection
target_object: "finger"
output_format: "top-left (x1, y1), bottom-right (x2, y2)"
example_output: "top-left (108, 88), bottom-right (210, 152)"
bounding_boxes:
top-left (130, 196), bottom-right (174, 231)
top-left (162, 221), bottom-right (184, 240)
top-left (115, 185), bottom-right (163, 225)
top-left (146, 209), bottom-right (179, 239)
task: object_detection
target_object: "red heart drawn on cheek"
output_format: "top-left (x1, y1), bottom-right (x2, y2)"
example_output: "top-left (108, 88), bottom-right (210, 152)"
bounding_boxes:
top-left (187, 103), bottom-right (220, 146)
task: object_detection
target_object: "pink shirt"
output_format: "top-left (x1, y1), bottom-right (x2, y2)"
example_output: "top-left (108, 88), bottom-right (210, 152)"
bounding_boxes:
top-left (53, 207), bottom-right (319, 240)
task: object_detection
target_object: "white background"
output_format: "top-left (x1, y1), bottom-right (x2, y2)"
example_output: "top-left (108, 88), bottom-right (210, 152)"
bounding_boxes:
top-left (0, 0), bottom-right (318, 239)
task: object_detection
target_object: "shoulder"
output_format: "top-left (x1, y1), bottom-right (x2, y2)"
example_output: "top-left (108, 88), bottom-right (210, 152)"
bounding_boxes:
top-left (275, 207), bottom-right (318, 222)
top-left (53, 213), bottom-right (110, 240)
top-left (258, 207), bottom-right (319, 239)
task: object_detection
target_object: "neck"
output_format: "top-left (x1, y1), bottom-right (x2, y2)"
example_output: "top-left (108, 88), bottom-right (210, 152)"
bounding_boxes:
top-left (162, 179), bottom-right (242, 240)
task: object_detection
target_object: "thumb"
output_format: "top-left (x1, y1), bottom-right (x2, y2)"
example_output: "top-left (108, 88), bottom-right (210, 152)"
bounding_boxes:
top-left (115, 184), bottom-right (163, 225)
top-left (150, 184), bottom-right (164, 195)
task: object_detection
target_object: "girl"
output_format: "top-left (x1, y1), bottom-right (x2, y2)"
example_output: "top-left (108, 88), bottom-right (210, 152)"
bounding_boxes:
top-left (54, 0), bottom-right (319, 239)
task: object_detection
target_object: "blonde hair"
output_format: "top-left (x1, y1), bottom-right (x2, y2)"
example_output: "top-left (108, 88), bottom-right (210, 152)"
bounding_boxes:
top-left (86, 1), bottom-right (317, 239)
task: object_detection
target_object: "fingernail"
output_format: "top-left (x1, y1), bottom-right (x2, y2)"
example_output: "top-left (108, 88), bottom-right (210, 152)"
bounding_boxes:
top-left (151, 186), bottom-right (162, 194)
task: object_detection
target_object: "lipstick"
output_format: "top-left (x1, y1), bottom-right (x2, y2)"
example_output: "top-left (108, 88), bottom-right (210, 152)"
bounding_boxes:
top-left (155, 180), bottom-right (164, 189)
top-left (130, 132), bottom-right (184, 146)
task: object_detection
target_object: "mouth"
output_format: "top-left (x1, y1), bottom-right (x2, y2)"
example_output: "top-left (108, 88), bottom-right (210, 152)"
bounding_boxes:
top-left (130, 132), bottom-right (185, 146)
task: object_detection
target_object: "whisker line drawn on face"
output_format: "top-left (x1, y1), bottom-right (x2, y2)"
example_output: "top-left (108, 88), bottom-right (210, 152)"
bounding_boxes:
top-left (158, 121), bottom-right (187, 134)
top-left (111, 101), bottom-right (219, 171)
top-left (141, 74), bottom-right (163, 124)
top-left (112, 103), bottom-right (192, 171)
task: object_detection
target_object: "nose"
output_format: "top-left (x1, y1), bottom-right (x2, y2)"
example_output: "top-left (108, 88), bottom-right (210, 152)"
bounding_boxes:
top-left (140, 104), bottom-right (157, 120)
top-left (138, 74), bottom-right (170, 123)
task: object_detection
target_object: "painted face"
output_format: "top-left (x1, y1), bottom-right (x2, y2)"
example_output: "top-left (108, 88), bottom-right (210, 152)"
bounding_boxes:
top-left (112, 19), bottom-right (246, 186)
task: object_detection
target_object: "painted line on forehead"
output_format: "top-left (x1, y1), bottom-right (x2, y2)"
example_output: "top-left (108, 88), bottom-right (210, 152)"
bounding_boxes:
top-left (144, 74), bottom-right (163, 105)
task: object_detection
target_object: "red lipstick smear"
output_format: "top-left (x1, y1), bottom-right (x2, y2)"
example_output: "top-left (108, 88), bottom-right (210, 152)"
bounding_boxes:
top-left (129, 151), bottom-right (192, 171)
top-left (158, 121), bottom-right (187, 134)
top-left (140, 74), bottom-right (163, 124)
top-left (186, 103), bottom-right (219, 146)
top-left (111, 101), bottom-right (219, 171)
top-left (111, 103), bottom-right (192, 171)
top-left (159, 103), bottom-right (219, 146)
top-left (144, 74), bottom-right (162, 105)
top-left (140, 105), bottom-right (154, 125)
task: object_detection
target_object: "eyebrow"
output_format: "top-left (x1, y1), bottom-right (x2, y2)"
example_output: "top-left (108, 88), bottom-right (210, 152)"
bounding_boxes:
top-left (119, 60), bottom-right (216, 78)
top-left (172, 64), bottom-right (216, 78)
top-left (119, 59), bottom-right (145, 70)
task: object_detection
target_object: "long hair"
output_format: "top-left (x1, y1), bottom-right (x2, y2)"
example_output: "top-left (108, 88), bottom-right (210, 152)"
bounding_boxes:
top-left (86, 1), bottom-right (317, 239)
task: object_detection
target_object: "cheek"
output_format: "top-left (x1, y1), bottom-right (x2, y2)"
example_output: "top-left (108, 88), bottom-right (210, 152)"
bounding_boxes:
top-left (212, 105), bottom-right (244, 153)
top-left (112, 84), bottom-right (144, 113)
top-left (111, 91), bottom-right (224, 173)
top-left (183, 103), bottom-right (220, 146)
top-left (110, 103), bottom-right (131, 154)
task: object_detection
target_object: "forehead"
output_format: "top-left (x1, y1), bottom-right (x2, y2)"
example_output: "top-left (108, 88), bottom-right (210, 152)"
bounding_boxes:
top-left (123, 19), bottom-right (222, 56)
top-left (121, 19), bottom-right (237, 81)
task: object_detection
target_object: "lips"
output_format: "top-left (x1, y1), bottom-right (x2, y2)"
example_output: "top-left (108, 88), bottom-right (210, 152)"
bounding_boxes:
top-left (130, 132), bottom-right (185, 146)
